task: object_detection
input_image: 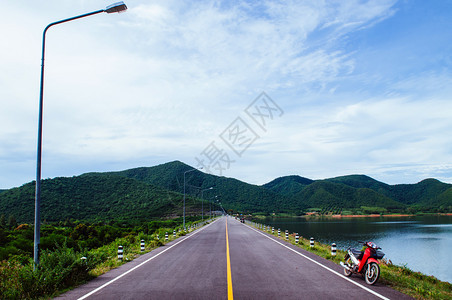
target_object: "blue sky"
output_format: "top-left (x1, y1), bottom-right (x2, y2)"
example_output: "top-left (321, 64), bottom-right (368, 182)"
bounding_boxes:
top-left (1, 0), bottom-right (451, 189)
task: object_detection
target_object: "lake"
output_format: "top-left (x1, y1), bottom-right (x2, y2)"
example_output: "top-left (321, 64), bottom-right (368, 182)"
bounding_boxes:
top-left (260, 215), bottom-right (452, 283)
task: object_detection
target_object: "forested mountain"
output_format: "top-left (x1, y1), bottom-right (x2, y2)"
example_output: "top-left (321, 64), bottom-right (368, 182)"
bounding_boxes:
top-left (1, 161), bottom-right (451, 223)
top-left (264, 174), bottom-right (452, 211)
top-left (108, 162), bottom-right (296, 213)
top-left (263, 175), bottom-right (314, 196)
top-left (0, 173), bottom-right (198, 223)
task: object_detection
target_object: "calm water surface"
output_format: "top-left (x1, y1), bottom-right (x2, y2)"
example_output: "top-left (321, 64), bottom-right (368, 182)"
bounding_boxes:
top-left (261, 215), bottom-right (452, 283)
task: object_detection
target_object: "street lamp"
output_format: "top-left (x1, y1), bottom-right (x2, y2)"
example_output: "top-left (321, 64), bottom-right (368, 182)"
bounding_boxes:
top-left (34, 2), bottom-right (127, 268)
top-left (183, 167), bottom-right (202, 230)
top-left (201, 187), bottom-right (214, 221)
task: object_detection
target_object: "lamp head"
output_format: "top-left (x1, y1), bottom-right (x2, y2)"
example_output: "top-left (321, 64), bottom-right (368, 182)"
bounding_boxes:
top-left (105, 1), bottom-right (127, 13)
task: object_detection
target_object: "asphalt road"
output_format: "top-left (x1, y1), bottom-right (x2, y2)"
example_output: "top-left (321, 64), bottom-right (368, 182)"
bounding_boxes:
top-left (57, 216), bottom-right (411, 299)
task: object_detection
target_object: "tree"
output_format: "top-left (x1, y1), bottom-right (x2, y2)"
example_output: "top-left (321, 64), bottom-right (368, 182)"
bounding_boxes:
top-left (0, 214), bottom-right (5, 228)
top-left (7, 215), bottom-right (17, 229)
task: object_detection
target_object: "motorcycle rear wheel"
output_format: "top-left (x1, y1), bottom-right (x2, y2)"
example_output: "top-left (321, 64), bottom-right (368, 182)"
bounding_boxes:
top-left (365, 262), bottom-right (380, 285)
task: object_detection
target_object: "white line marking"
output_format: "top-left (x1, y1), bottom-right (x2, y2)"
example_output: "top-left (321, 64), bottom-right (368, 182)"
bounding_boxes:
top-left (244, 223), bottom-right (390, 300)
top-left (78, 219), bottom-right (220, 300)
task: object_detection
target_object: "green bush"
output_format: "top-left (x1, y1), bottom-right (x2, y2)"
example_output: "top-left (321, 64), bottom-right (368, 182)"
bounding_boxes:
top-left (0, 243), bottom-right (100, 299)
top-left (0, 260), bottom-right (22, 299)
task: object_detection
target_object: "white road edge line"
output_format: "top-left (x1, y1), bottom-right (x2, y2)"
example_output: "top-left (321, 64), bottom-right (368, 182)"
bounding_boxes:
top-left (78, 218), bottom-right (220, 300)
top-left (244, 222), bottom-right (390, 300)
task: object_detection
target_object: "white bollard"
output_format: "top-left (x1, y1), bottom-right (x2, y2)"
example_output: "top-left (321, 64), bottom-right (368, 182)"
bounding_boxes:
top-left (285, 230), bottom-right (289, 240)
top-left (118, 245), bottom-right (123, 260)
top-left (278, 228), bottom-right (281, 237)
top-left (310, 237), bottom-right (315, 248)
top-left (331, 243), bottom-right (337, 256)
top-left (272, 227), bottom-right (274, 234)
top-left (157, 234), bottom-right (159, 240)
top-left (295, 233), bottom-right (299, 244)
top-left (165, 232), bottom-right (168, 241)
top-left (173, 230), bottom-right (176, 237)
top-left (141, 240), bottom-right (145, 252)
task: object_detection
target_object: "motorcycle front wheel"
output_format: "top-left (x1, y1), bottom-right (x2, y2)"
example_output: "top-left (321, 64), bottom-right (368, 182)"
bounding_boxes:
top-left (343, 256), bottom-right (352, 277)
top-left (365, 262), bottom-right (380, 285)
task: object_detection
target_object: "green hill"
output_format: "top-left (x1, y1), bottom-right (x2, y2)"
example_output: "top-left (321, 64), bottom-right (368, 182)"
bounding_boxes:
top-left (0, 161), bottom-right (295, 223)
top-left (0, 173), bottom-right (198, 224)
top-left (110, 161), bottom-right (297, 213)
top-left (1, 161), bottom-right (451, 223)
top-left (263, 175), bottom-right (314, 196)
top-left (295, 180), bottom-right (403, 210)
top-left (436, 188), bottom-right (452, 208)
top-left (264, 174), bottom-right (452, 211)
top-left (389, 179), bottom-right (451, 205)
top-left (98, 162), bottom-right (452, 213)
top-left (325, 175), bottom-right (391, 192)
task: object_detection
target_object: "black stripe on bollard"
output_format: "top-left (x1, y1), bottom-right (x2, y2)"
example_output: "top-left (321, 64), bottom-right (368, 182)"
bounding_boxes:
top-left (331, 243), bottom-right (337, 256)
top-left (310, 237), bottom-right (315, 248)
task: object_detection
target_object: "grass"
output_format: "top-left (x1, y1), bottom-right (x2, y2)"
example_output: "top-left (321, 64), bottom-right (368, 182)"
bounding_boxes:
top-left (0, 219), bottom-right (214, 299)
top-left (250, 220), bottom-right (452, 300)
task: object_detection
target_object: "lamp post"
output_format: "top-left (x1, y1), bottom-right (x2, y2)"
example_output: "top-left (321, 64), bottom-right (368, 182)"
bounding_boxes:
top-left (183, 167), bottom-right (202, 230)
top-left (210, 195), bottom-right (218, 219)
top-left (34, 2), bottom-right (127, 269)
top-left (201, 187), bottom-right (214, 221)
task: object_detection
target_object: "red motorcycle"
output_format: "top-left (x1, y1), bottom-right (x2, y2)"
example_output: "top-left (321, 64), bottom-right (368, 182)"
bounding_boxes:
top-left (340, 241), bottom-right (385, 285)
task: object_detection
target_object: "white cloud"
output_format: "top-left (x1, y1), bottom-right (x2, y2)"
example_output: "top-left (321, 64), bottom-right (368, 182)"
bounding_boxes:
top-left (1, 0), bottom-right (451, 188)
top-left (242, 95), bottom-right (452, 185)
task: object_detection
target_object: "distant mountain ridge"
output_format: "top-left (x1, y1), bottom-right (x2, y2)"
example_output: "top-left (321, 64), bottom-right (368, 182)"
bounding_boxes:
top-left (0, 161), bottom-right (451, 223)
top-left (264, 174), bottom-right (452, 212)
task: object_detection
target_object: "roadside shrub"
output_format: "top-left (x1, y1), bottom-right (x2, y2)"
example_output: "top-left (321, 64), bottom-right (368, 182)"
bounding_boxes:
top-left (0, 220), bottom-right (203, 299)
top-left (0, 260), bottom-right (22, 299)
top-left (0, 243), bottom-right (99, 299)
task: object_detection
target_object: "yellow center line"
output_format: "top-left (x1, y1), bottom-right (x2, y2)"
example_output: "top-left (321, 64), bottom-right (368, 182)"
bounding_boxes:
top-left (226, 218), bottom-right (234, 300)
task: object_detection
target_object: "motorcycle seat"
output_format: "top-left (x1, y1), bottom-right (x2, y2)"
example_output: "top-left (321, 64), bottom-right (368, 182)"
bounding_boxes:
top-left (350, 248), bottom-right (363, 259)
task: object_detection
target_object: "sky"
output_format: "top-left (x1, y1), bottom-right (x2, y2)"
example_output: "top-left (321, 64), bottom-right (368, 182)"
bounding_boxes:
top-left (1, 0), bottom-right (452, 189)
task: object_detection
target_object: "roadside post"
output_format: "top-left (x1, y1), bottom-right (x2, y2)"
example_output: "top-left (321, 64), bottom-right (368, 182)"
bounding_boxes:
top-left (331, 243), bottom-right (337, 256)
top-left (118, 245), bottom-right (123, 260)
